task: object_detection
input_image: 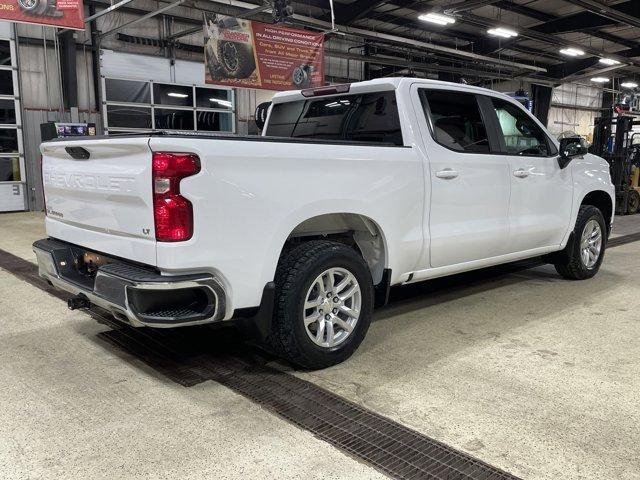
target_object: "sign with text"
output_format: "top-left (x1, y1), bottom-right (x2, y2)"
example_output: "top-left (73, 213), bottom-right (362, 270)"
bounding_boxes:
top-left (0, 0), bottom-right (84, 29)
top-left (204, 14), bottom-right (324, 91)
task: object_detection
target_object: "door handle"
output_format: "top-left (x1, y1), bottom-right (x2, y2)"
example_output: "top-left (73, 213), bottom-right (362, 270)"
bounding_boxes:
top-left (435, 168), bottom-right (459, 179)
top-left (513, 168), bottom-right (529, 178)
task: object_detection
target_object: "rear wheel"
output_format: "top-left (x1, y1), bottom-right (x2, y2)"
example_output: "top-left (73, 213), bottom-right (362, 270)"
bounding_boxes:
top-left (554, 205), bottom-right (607, 280)
top-left (271, 240), bottom-right (374, 369)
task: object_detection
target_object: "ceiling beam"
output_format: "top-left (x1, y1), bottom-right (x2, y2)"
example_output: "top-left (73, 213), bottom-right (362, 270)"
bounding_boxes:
top-left (165, 25), bottom-right (201, 39)
top-left (567, 0), bottom-right (640, 29)
top-left (444, 0), bottom-right (501, 14)
top-left (493, 0), bottom-right (637, 49)
top-left (457, 12), bottom-right (640, 67)
top-left (493, 1), bottom-right (554, 22)
top-left (335, 0), bottom-right (386, 25)
top-left (546, 57), bottom-right (600, 79)
top-left (84, 0), bottom-right (137, 22)
top-left (561, 64), bottom-right (627, 83)
top-left (291, 13), bottom-right (547, 72)
top-left (532, 12), bottom-right (615, 33)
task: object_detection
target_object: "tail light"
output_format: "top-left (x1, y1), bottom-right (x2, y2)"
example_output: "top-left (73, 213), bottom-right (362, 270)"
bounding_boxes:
top-left (152, 152), bottom-right (200, 242)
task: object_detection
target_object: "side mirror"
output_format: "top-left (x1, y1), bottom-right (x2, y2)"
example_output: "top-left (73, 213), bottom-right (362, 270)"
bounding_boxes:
top-left (558, 136), bottom-right (588, 169)
top-left (254, 101), bottom-right (271, 131)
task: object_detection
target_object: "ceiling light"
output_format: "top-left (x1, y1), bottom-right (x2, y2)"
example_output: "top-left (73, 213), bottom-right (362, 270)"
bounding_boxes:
top-left (590, 77), bottom-right (609, 83)
top-left (168, 92), bottom-right (188, 98)
top-left (621, 81), bottom-right (638, 88)
top-left (487, 27), bottom-right (518, 38)
top-left (599, 58), bottom-right (620, 66)
top-left (418, 12), bottom-right (455, 25)
top-left (559, 48), bottom-right (585, 57)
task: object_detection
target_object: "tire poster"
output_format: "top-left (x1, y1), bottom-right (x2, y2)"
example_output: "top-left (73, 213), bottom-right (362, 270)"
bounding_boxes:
top-left (0, 0), bottom-right (84, 29)
top-left (204, 13), bottom-right (325, 91)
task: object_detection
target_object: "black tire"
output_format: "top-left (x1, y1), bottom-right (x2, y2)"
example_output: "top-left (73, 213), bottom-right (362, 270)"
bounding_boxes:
top-left (216, 40), bottom-right (256, 79)
top-left (554, 205), bottom-right (607, 280)
top-left (627, 189), bottom-right (640, 215)
top-left (18, 0), bottom-right (52, 14)
top-left (271, 240), bottom-right (374, 370)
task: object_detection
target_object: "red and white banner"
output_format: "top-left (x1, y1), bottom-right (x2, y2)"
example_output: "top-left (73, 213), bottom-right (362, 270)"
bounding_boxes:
top-left (204, 14), bottom-right (325, 91)
top-left (0, 0), bottom-right (84, 30)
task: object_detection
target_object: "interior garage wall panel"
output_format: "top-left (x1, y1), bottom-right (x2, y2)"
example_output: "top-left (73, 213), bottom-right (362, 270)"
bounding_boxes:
top-left (100, 49), bottom-right (173, 82)
top-left (235, 88), bottom-right (275, 135)
top-left (553, 83), bottom-right (602, 108)
top-left (0, 20), bottom-right (10, 37)
top-left (174, 59), bottom-right (208, 86)
top-left (548, 83), bottom-right (602, 138)
top-left (547, 107), bottom-right (596, 138)
top-left (18, 43), bottom-right (63, 111)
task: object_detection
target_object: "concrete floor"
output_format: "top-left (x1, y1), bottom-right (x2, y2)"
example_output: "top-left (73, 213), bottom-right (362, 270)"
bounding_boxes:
top-left (1, 212), bottom-right (640, 479)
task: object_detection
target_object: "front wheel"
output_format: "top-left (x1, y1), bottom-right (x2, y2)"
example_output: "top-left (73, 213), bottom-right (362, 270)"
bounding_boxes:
top-left (271, 240), bottom-right (374, 369)
top-left (554, 205), bottom-right (607, 280)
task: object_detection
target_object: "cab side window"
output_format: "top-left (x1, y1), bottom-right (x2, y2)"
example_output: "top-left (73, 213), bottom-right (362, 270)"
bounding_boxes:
top-left (420, 89), bottom-right (490, 153)
top-left (491, 98), bottom-right (556, 156)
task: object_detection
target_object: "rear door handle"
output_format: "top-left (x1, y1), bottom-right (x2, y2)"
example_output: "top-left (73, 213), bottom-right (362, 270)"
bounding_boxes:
top-left (513, 168), bottom-right (529, 178)
top-left (435, 168), bottom-right (459, 179)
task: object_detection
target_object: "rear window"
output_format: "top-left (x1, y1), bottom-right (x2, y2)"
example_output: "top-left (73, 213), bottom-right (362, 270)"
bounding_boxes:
top-left (420, 89), bottom-right (490, 153)
top-left (265, 91), bottom-right (403, 146)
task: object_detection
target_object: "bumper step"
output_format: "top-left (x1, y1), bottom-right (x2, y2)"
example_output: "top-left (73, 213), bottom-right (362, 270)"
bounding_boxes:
top-left (33, 238), bottom-right (226, 328)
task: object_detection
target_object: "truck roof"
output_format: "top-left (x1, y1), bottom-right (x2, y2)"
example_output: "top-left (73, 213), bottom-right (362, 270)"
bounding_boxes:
top-left (272, 77), bottom-right (515, 104)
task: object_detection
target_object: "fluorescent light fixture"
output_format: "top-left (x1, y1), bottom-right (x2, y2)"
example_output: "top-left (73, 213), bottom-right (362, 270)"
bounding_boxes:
top-left (590, 77), bottom-right (609, 83)
top-left (621, 81), bottom-right (638, 88)
top-left (599, 58), bottom-right (620, 66)
top-left (559, 48), bottom-right (585, 57)
top-left (210, 98), bottom-right (233, 108)
top-left (418, 12), bottom-right (455, 25)
top-left (487, 27), bottom-right (518, 38)
top-left (168, 92), bottom-right (189, 98)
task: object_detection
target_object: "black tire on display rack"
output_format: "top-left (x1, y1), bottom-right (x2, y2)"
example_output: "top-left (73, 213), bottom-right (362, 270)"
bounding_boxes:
top-left (216, 40), bottom-right (256, 79)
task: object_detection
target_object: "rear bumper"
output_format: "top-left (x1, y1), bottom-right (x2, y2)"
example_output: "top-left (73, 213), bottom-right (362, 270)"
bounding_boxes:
top-left (33, 238), bottom-right (226, 328)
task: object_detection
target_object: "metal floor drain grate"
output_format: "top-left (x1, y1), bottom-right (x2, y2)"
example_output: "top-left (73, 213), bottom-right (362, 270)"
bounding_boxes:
top-left (97, 324), bottom-right (520, 480)
top-left (4, 232), bottom-right (640, 480)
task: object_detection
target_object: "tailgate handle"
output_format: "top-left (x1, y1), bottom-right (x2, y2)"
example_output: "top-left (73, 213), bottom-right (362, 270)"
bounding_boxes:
top-left (65, 146), bottom-right (90, 160)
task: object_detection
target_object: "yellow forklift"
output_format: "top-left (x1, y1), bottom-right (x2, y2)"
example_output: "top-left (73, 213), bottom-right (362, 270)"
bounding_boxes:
top-left (591, 112), bottom-right (640, 214)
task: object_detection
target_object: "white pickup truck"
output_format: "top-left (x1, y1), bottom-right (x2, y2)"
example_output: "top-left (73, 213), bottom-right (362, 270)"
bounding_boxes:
top-left (34, 78), bottom-right (615, 369)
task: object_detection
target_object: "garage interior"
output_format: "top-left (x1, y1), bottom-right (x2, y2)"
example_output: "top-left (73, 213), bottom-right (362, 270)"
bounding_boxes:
top-left (2, 1), bottom-right (640, 479)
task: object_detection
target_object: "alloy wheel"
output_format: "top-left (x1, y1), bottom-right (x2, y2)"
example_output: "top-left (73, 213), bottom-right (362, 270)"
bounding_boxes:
top-left (303, 267), bottom-right (361, 349)
top-left (580, 219), bottom-right (602, 269)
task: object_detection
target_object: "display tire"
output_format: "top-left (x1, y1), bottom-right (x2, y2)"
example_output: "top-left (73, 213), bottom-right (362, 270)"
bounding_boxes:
top-left (216, 40), bottom-right (256, 79)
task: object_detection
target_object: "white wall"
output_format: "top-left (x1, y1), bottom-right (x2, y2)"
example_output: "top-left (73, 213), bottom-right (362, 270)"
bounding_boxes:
top-left (548, 83), bottom-right (602, 139)
top-left (0, 20), bottom-right (11, 37)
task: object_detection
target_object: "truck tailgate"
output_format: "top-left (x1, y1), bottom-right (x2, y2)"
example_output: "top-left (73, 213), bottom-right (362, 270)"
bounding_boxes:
top-left (40, 137), bottom-right (157, 265)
